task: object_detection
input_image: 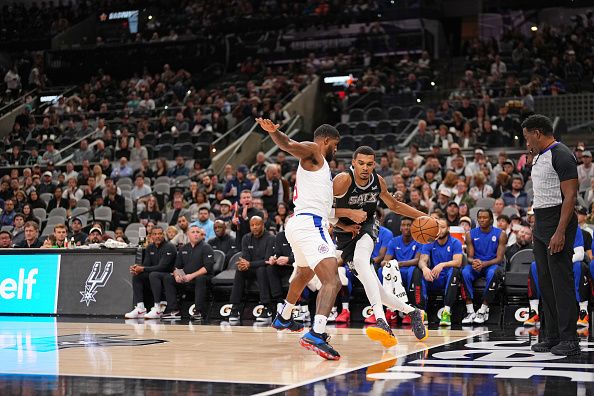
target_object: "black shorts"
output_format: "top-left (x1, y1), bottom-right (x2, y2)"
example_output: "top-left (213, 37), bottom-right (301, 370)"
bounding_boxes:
top-left (335, 222), bottom-right (378, 262)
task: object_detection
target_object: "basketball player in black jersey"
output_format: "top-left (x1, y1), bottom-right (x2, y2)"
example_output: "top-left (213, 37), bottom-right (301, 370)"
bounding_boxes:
top-left (333, 146), bottom-right (429, 347)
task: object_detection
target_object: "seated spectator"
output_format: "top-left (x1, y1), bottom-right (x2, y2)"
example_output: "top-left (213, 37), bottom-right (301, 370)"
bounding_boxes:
top-left (497, 214), bottom-right (516, 247)
top-left (131, 174), bottom-right (152, 213)
top-left (469, 172), bottom-right (493, 202)
top-left (266, 230), bottom-right (294, 308)
top-left (191, 207), bottom-right (215, 241)
top-left (376, 154), bottom-right (394, 179)
top-left (110, 157), bottom-right (133, 180)
top-left (86, 226), bottom-right (104, 245)
top-left (38, 171), bottom-right (56, 195)
top-left (445, 201), bottom-right (460, 226)
top-left (410, 218), bottom-right (462, 326)
top-left (16, 221), bottom-right (43, 248)
top-left (410, 120), bottom-right (433, 149)
top-left (125, 226), bottom-right (177, 319)
top-left (232, 190), bottom-right (263, 243)
top-left (68, 217), bottom-right (88, 246)
top-left (452, 180), bottom-right (474, 208)
top-left (502, 176), bottom-right (529, 214)
top-left (130, 138), bottom-right (148, 162)
top-left (208, 220), bottom-right (238, 265)
top-left (251, 152), bottom-right (267, 177)
top-left (0, 199), bottom-right (16, 226)
top-left (103, 184), bottom-right (126, 229)
top-left (271, 202), bottom-right (290, 234)
top-left (228, 216), bottom-right (275, 322)
top-left (224, 165), bottom-right (253, 203)
top-left (63, 177), bottom-right (84, 202)
top-left (166, 197), bottom-right (191, 226)
top-left (505, 225), bottom-right (533, 264)
top-left (0, 230), bottom-right (12, 248)
top-left (44, 224), bottom-right (68, 248)
top-left (171, 215), bottom-right (190, 247)
top-left (82, 176), bottom-right (102, 204)
top-left (251, 164), bottom-right (283, 216)
top-left (73, 139), bottom-right (95, 164)
top-left (168, 156), bottom-right (190, 177)
top-left (216, 199), bottom-right (234, 224)
top-left (461, 209), bottom-right (507, 325)
top-left (139, 196), bottom-right (163, 225)
top-left (11, 213), bottom-right (25, 246)
top-left (166, 226), bottom-right (179, 242)
top-left (157, 225), bottom-right (215, 320)
top-left (41, 141), bottom-right (62, 165)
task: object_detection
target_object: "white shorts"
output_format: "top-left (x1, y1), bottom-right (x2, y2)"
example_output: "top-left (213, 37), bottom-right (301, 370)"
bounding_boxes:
top-left (285, 213), bottom-right (337, 269)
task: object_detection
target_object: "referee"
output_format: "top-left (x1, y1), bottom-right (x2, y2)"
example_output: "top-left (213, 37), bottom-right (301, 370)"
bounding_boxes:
top-left (522, 114), bottom-right (580, 356)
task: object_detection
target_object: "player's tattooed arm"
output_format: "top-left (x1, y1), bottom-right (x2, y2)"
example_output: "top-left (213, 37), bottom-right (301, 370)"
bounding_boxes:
top-left (255, 118), bottom-right (318, 161)
top-left (377, 175), bottom-right (427, 219)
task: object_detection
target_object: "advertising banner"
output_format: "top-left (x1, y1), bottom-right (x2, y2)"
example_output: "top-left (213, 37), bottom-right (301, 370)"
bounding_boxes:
top-left (0, 254), bottom-right (60, 314)
top-left (57, 252), bottom-right (134, 315)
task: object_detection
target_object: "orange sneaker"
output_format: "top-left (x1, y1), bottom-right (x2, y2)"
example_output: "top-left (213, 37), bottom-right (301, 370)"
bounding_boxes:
top-left (577, 310), bottom-right (589, 328)
top-left (335, 309), bottom-right (351, 323)
top-left (365, 314), bottom-right (377, 324)
top-left (523, 310), bottom-right (539, 327)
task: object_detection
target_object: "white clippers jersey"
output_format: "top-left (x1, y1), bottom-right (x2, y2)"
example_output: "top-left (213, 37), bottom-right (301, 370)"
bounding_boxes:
top-left (293, 159), bottom-right (333, 220)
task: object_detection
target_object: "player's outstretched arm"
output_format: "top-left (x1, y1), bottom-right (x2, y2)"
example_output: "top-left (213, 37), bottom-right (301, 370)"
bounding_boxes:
top-left (255, 118), bottom-right (318, 161)
top-left (377, 175), bottom-right (427, 219)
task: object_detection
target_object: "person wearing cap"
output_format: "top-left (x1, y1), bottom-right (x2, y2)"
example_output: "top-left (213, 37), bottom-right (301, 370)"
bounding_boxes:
top-left (577, 205), bottom-right (594, 237)
top-left (69, 217), bottom-right (88, 246)
top-left (467, 148), bottom-right (492, 176)
top-left (459, 216), bottom-right (473, 232)
top-left (434, 188), bottom-right (451, 214)
top-left (86, 226), bottom-right (103, 245)
top-left (445, 200), bottom-right (460, 227)
top-left (445, 143), bottom-right (461, 170)
top-left (577, 150), bottom-right (594, 186)
top-left (574, 144), bottom-right (585, 165)
top-left (216, 199), bottom-right (234, 223)
top-left (224, 164), bottom-right (253, 204)
top-left (38, 171), bottom-right (57, 195)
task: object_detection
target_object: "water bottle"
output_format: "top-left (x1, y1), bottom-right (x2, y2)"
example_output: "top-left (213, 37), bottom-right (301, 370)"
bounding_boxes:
top-left (138, 226), bottom-right (147, 247)
top-left (70, 237), bottom-right (75, 249)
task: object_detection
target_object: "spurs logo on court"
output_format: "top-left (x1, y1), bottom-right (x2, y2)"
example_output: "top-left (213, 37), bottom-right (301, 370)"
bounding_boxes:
top-left (79, 262), bottom-right (113, 306)
top-left (56, 334), bottom-right (165, 349)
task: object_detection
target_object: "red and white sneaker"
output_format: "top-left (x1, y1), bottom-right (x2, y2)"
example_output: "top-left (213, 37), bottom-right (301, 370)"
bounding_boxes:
top-left (125, 306), bottom-right (146, 319)
top-left (401, 314), bottom-right (411, 325)
top-left (365, 314), bottom-right (377, 324)
top-left (335, 309), bottom-right (351, 323)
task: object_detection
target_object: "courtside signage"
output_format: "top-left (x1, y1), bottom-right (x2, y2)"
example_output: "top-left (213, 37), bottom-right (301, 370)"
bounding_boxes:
top-left (0, 255), bottom-right (60, 314)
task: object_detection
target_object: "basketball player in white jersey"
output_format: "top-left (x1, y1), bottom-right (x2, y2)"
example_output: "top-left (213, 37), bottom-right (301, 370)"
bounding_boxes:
top-left (256, 118), bottom-right (364, 360)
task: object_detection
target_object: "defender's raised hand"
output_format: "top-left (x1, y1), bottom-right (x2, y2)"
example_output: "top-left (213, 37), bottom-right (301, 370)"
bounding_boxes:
top-left (256, 118), bottom-right (280, 134)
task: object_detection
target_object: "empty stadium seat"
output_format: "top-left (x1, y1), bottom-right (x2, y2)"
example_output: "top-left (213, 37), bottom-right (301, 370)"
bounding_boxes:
top-left (348, 108), bottom-right (364, 122)
top-left (505, 249), bottom-right (534, 297)
top-left (387, 106), bottom-right (405, 120)
top-left (375, 120), bottom-right (392, 135)
top-left (353, 122), bottom-right (371, 135)
top-left (365, 107), bottom-right (386, 121)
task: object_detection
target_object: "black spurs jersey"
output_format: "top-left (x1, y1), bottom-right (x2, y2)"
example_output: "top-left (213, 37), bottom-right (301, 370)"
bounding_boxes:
top-left (334, 167), bottom-right (381, 248)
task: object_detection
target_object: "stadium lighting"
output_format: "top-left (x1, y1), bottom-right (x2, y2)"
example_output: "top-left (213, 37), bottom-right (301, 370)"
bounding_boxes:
top-left (212, 148), bottom-right (217, 153)
top-left (148, 15), bottom-right (153, 20)
top-left (416, 98), bottom-right (421, 103)
top-left (164, 105), bottom-right (168, 109)
top-left (430, 81), bottom-right (436, 86)
top-left (531, 26), bottom-right (538, 32)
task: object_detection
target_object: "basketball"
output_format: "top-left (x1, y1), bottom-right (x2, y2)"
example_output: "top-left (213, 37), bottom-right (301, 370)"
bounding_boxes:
top-left (411, 216), bottom-right (439, 244)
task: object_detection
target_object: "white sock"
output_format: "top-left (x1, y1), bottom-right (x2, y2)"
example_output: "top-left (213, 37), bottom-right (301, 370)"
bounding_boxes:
top-left (478, 304), bottom-right (488, 314)
top-left (529, 299), bottom-right (539, 314)
top-left (136, 302), bottom-right (145, 310)
top-left (281, 300), bottom-right (295, 320)
top-left (443, 306), bottom-right (451, 314)
top-left (342, 302), bottom-right (349, 310)
top-left (579, 301), bottom-right (588, 312)
top-left (376, 275), bottom-right (414, 313)
top-left (154, 303), bottom-right (160, 310)
top-left (313, 314), bottom-right (327, 334)
top-left (301, 304), bottom-right (309, 313)
top-left (466, 304), bottom-right (475, 314)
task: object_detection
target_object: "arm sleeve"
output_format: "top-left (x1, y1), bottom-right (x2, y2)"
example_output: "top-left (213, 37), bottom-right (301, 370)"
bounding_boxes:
top-left (251, 179), bottom-right (263, 197)
top-left (552, 146), bottom-right (578, 182)
top-left (202, 244), bottom-right (215, 274)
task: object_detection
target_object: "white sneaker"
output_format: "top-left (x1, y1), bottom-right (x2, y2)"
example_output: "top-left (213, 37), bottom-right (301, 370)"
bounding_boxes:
top-left (125, 306), bottom-right (146, 319)
top-left (327, 307), bottom-right (338, 322)
top-left (474, 311), bottom-right (488, 324)
top-left (158, 301), bottom-right (167, 314)
top-left (294, 309), bottom-right (311, 322)
top-left (144, 307), bottom-right (162, 320)
top-left (462, 312), bottom-right (476, 324)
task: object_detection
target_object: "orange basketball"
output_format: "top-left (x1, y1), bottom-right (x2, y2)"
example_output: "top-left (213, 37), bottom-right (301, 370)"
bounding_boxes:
top-left (411, 216), bottom-right (439, 244)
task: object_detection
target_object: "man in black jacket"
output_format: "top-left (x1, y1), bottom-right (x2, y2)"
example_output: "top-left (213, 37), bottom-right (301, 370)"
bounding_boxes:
top-left (125, 226), bottom-right (177, 319)
top-left (159, 225), bottom-right (215, 320)
top-left (103, 184), bottom-right (126, 228)
top-left (229, 216), bottom-right (275, 322)
top-left (231, 190), bottom-right (263, 244)
top-left (266, 230), bottom-right (294, 310)
top-left (208, 220), bottom-right (238, 266)
top-left (16, 221), bottom-right (43, 248)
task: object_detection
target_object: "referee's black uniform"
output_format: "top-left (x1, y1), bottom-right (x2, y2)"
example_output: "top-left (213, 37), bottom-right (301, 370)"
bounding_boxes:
top-left (531, 139), bottom-right (579, 347)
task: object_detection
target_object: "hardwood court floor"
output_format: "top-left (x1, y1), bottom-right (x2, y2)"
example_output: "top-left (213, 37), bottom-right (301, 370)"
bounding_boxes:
top-left (0, 318), bottom-right (482, 388)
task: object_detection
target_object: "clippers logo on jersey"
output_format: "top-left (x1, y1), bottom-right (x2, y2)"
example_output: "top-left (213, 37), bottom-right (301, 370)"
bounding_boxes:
top-left (318, 244), bottom-right (329, 254)
top-left (348, 192), bottom-right (380, 206)
top-left (79, 262), bottom-right (113, 306)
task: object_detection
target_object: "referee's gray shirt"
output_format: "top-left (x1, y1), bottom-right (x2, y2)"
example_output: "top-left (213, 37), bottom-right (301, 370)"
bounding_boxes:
top-left (531, 142), bottom-right (578, 242)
